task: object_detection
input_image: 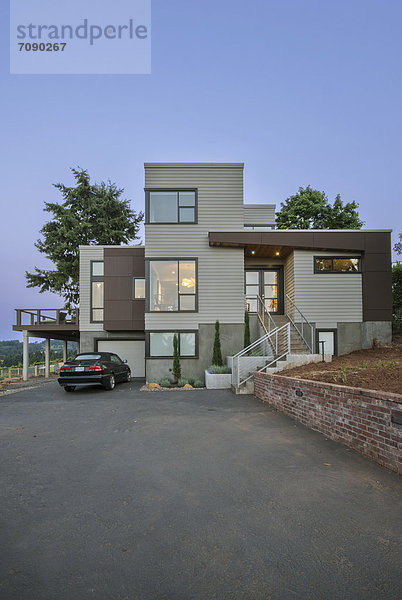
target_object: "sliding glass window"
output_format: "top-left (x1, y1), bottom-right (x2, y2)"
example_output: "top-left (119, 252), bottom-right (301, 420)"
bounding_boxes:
top-left (148, 332), bottom-right (197, 357)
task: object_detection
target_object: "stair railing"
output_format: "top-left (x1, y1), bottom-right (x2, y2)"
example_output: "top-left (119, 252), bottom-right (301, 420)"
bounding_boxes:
top-left (232, 323), bottom-right (291, 388)
top-left (256, 295), bottom-right (277, 334)
top-left (285, 294), bottom-right (314, 353)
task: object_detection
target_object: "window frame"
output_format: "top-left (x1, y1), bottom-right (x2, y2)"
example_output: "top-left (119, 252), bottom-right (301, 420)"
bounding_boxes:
top-left (145, 189), bottom-right (198, 224)
top-left (90, 260), bottom-right (104, 323)
top-left (145, 258), bottom-right (198, 313)
top-left (145, 330), bottom-right (199, 359)
top-left (132, 277), bottom-right (146, 300)
top-left (313, 256), bottom-right (361, 274)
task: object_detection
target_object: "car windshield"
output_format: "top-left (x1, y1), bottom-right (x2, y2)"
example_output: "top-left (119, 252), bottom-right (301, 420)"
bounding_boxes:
top-left (73, 354), bottom-right (101, 361)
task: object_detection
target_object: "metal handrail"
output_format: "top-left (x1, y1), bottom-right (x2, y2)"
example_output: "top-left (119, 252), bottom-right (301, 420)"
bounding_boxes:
top-left (257, 295), bottom-right (277, 333)
top-left (285, 294), bottom-right (313, 353)
top-left (15, 308), bottom-right (79, 327)
top-left (233, 322), bottom-right (291, 387)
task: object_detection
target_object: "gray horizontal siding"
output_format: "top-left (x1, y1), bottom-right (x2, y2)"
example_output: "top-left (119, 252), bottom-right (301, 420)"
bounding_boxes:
top-left (79, 246), bottom-right (104, 332)
top-left (145, 164), bottom-right (245, 329)
top-left (244, 204), bottom-right (276, 225)
top-left (293, 250), bottom-right (362, 326)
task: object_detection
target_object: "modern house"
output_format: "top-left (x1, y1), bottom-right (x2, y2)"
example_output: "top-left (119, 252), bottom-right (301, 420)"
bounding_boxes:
top-left (14, 163), bottom-right (393, 388)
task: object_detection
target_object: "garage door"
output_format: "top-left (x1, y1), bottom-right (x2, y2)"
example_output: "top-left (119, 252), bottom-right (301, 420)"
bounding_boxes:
top-left (97, 340), bottom-right (145, 378)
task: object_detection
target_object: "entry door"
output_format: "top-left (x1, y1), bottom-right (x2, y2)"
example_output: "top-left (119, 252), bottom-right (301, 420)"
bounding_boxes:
top-left (246, 269), bottom-right (283, 314)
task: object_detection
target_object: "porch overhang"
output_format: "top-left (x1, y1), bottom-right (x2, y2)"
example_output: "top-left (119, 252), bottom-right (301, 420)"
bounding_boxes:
top-left (208, 230), bottom-right (391, 254)
top-left (208, 230), bottom-right (393, 322)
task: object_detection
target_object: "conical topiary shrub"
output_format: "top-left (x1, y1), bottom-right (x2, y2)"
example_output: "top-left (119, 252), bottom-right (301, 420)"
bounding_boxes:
top-left (172, 333), bottom-right (181, 381)
top-left (212, 320), bottom-right (223, 366)
top-left (244, 310), bottom-right (251, 348)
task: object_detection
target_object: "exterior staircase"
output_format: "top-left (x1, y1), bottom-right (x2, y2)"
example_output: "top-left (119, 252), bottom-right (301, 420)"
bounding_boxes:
top-left (231, 295), bottom-right (317, 394)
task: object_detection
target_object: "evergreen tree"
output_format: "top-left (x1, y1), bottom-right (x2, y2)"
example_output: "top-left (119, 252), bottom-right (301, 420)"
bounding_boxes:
top-left (26, 168), bottom-right (144, 309)
top-left (172, 333), bottom-right (181, 381)
top-left (212, 320), bottom-right (223, 366)
top-left (244, 310), bottom-right (251, 348)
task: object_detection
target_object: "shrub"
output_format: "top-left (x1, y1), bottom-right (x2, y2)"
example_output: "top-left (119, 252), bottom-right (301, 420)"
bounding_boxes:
top-left (244, 310), bottom-right (251, 348)
top-left (177, 377), bottom-right (189, 388)
top-left (193, 379), bottom-right (204, 388)
top-left (187, 376), bottom-right (195, 386)
top-left (208, 365), bottom-right (232, 374)
top-left (172, 333), bottom-right (181, 380)
top-left (158, 377), bottom-right (171, 388)
top-left (212, 320), bottom-right (223, 366)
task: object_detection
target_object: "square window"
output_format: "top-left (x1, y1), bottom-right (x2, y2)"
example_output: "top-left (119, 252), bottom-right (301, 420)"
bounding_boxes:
top-left (179, 207), bottom-right (195, 222)
top-left (149, 332), bottom-right (175, 357)
top-left (179, 295), bottom-right (195, 310)
top-left (92, 261), bottom-right (104, 276)
top-left (149, 192), bottom-right (178, 223)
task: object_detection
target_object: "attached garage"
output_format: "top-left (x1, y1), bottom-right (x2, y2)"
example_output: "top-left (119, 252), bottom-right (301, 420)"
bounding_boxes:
top-left (97, 340), bottom-right (145, 378)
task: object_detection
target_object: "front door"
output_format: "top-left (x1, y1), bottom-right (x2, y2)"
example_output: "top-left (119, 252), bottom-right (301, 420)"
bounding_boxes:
top-left (245, 269), bottom-right (283, 314)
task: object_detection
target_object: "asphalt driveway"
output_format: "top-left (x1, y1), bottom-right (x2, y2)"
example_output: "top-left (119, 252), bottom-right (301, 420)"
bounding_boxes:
top-left (1, 381), bottom-right (401, 600)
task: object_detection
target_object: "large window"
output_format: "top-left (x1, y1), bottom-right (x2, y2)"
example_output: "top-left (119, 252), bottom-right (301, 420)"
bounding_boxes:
top-left (149, 260), bottom-right (197, 312)
top-left (147, 190), bottom-right (197, 223)
top-left (314, 256), bottom-right (361, 273)
top-left (148, 331), bottom-right (197, 357)
top-left (91, 261), bottom-right (104, 322)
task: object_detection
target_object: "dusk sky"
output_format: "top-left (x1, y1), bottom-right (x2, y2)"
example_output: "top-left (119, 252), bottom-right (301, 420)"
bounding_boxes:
top-left (1, 0), bottom-right (401, 340)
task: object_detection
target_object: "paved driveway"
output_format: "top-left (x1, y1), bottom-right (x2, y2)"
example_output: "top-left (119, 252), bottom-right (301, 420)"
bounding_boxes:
top-left (1, 382), bottom-right (401, 600)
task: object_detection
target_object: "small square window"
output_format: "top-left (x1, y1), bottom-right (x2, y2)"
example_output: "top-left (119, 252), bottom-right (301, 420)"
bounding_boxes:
top-left (92, 261), bottom-right (104, 276)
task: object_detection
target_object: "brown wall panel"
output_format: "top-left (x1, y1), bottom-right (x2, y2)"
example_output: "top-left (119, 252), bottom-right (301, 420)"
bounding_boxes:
top-left (104, 247), bottom-right (145, 331)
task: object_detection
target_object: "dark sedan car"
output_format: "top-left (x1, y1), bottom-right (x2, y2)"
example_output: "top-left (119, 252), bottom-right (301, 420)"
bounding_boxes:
top-left (58, 352), bottom-right (131, 392)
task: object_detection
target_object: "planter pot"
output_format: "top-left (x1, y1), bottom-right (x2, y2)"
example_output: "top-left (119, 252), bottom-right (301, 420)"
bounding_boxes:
top-left (205, 370), bottom-right (232, 389)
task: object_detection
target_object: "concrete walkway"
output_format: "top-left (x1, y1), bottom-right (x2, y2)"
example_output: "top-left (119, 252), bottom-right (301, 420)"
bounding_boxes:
top-left (1, 382), bottom-right (401, 599)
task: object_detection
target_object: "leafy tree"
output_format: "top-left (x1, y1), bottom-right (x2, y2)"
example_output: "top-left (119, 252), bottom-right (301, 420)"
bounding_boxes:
top-left (26, 168), bottom-right (144, 309)
top-left (392, 263), bottom-right (402, 331)
top-left (172, 333), bottom-right (181, 381)
top-left (394, 232), bottom-right (402, 255)
top-left (244, 310), bottom-right (251, 348)
top-left (276, 186), bottom-right (363, 230)
top-left (212, 320), bottom-right (223, 366)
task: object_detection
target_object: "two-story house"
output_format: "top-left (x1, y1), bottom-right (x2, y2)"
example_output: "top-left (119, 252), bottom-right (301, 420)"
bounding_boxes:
top-left (15, 163), bottom-right (392, 386)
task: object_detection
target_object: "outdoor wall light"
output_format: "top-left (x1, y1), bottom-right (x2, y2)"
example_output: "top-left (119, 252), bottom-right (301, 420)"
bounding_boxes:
top-left (275, 251), bottom-right (280, 256)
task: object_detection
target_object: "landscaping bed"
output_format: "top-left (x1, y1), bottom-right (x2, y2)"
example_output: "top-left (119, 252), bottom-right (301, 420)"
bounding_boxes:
top-left (276, 335), bottom-right (401, 394)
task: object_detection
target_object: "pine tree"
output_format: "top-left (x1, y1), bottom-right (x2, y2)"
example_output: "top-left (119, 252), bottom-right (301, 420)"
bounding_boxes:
top-left (244, 310), bottom-right (251, 348)
top-left (26, 168), bottom-right (143, 309)
top-left (212, 320), bottom-right (223, 366)
top-left (172, 333), bottom-right (181, 381)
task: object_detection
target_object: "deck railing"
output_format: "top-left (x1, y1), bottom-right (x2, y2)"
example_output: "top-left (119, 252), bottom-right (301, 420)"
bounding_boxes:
top-left (15, 308), bottom-right (79, 327)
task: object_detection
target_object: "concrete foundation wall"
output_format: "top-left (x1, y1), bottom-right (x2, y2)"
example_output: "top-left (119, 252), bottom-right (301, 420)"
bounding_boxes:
top-left (146, 323), bottom-right (244, 382)
top-left (362, 321), bottom-right (392, 349)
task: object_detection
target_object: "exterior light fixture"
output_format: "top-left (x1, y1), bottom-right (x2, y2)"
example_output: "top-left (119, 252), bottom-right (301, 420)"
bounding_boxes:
top-left (275, 251), bottom-right (280, 256)
top-left (251, 250), bottom-right (255, 255)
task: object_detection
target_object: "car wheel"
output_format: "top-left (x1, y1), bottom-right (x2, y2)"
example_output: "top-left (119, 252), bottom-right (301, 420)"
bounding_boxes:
top-left (104, 374), bottom-right (115, 390)
top-left (64, 386), bottom-right (76, 392)
top-left (125, 370), bottom-right (131, 382)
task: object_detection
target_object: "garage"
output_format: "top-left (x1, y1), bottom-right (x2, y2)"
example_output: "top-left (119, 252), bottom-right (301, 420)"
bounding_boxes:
top-left (97, 340), bottom-right (145, 378)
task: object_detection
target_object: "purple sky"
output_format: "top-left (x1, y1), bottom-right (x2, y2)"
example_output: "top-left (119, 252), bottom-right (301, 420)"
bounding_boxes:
top-left (1, 0), bottom-right (401, 340)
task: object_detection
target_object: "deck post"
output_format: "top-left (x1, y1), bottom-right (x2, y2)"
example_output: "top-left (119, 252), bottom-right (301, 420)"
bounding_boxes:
top-left (23, 330), bottom-right (29, 381)
top-left (63, 340), bottom-right (68, 364)
top-left (45, 339), bottom-right (50, 378)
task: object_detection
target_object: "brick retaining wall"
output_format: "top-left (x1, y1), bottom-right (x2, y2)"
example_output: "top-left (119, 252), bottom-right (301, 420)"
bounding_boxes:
top-left (254, 373), bottom-right (402, 474)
